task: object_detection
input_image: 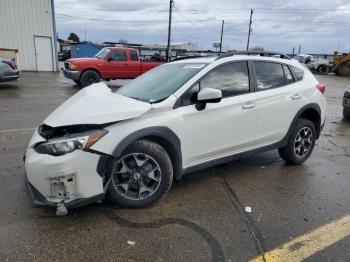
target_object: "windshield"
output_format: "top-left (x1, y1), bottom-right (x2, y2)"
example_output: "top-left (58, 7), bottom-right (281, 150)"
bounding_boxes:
top-left (117, 63), bottom-right (207, 103)
top-left (95, 48), bottom-right (110, 59)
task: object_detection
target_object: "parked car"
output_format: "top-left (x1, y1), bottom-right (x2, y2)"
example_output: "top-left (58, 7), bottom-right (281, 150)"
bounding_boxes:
top-left (293, 54), bottom-right (329, 73)
top-left (63, 47), bottom-right (163, 87)
top-left (25, 52), bottom-right (327, 213)
top-left (343, 87), bottom-right (350, 120)
top-left (0, 57), bottom-right (20, 82)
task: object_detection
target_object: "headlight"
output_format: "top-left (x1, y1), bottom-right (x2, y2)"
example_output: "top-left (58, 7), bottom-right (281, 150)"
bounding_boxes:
top-left (34, 129), bottom-right (107, 156)
top-left (69, 63), bottom-right (77, 70)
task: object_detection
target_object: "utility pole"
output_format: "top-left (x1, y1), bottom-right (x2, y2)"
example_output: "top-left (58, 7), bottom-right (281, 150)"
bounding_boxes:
top-left (292, 47), bottom-right (295, 55)
top-left (298, 45), bottom-right (301, 54)
top-left (246, 9), bottom-right (253, 51)
top-left (166, 0), bottom-right (174, 62)
top-left (84, 29), bottom-right (87, 41)
top-left (219, 20), bottom-right (224, 53)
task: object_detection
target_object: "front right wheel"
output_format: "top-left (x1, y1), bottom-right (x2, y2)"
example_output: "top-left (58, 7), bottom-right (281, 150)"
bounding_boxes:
top-left (279, 119), bottom-right (316, 165)
top-left (106, 139), bottom-right (173, 208)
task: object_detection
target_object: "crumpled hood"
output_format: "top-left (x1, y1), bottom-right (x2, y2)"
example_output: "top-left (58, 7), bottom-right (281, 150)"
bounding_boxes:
top-left (44, 83), bottom-right (151, 127)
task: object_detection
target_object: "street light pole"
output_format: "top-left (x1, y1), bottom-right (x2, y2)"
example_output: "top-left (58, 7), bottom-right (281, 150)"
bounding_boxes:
top-left (166, 0), bottom-right (174, 62)
top-left (246, 9), bottom-right (253, 51)
top-left (219, 20), bottom-right (224, 53)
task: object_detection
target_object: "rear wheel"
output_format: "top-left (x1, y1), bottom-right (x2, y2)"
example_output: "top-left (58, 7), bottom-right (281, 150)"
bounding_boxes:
top-left (317, 65), bottom-right (328, 74)
top-left (80, 70), bottom-right (100, 87)
top-left (344, 109), bottom-right (350, 120)
top-left (106, 139), bottom-right (173, 208)
top-left (335, 61), bottom-right (350, 77)
top-left (279, 119), bottom-right (316, 165)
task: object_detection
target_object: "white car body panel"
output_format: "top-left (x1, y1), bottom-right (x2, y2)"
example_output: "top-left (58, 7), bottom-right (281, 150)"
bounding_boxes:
top-left (44, 83), bottom-right (151, 127)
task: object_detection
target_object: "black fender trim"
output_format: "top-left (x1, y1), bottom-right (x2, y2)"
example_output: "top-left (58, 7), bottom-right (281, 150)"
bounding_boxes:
top-left (96, 126), bottom-right (183, 181)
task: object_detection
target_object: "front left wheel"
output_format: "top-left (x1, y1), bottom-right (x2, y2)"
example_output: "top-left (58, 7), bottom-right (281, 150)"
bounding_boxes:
top-left (106, 139), bottom-right (173, 208)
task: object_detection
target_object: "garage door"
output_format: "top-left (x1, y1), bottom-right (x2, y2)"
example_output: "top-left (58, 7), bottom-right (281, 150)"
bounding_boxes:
top-left (34, 36), bottom-right (53, 71)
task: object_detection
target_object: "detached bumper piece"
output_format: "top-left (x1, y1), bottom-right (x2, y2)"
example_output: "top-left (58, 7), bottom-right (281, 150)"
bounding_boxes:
top-left (25, 174), bottom-right (105, 212)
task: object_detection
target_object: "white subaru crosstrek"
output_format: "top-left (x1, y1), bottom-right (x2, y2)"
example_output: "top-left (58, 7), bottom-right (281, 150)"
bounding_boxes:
top-left (25, 52), bottom-right (327, 212)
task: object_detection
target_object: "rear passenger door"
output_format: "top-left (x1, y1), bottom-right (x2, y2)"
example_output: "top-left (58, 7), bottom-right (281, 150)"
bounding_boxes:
top-left (254, 61), bottom-right (306, 146)
top-left (127, 50), bottom-right (141, 78)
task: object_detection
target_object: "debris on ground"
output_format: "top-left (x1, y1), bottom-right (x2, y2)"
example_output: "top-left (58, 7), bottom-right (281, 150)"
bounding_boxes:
top-left (127, 241), bottom-right (136, 246)
top-left (245, 207), bottom-right (252, 213)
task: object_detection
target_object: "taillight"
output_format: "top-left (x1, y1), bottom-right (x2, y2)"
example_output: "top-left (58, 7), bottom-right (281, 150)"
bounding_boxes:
top-left (2, 60), bottom-right (17, 70)
top-left (316, 83), bottom-right (326, 94)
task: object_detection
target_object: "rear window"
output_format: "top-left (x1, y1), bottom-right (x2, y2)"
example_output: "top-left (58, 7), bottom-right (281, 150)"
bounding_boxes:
top-left (130, 51), bottom-right (139, 61)
top-left (291, 66), bottom-right (304, 81)
top-left (254, 61), bottom-right (285, 90)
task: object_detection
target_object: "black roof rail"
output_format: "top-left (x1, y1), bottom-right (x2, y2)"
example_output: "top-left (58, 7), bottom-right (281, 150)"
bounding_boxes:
top-left (170, 55), bottom-right (210, 62)
top-left (216, 51), bottom-right (292, 60)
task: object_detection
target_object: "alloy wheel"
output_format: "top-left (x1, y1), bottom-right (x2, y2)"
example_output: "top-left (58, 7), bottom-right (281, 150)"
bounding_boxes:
top-left (111, 153), bottom-right (162, 200)
top-left (294, 127), bottom-right (313, 158)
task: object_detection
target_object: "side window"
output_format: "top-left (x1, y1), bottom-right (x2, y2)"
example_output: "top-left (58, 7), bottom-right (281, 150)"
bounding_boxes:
top-left (283, 65), bottom-right (294, 85)
top-left (111, 50), bottom-right (127, 61)
top-left (200, 62), bottom-right (250, 97)
top-left (181, 82), bottom-right (200, 106)
top-left (130, 51), bottom-right (139, 61)
top-left (291, 66), bottom-right (304, 81)
top-left (254, 61), bottom-right (285, 90)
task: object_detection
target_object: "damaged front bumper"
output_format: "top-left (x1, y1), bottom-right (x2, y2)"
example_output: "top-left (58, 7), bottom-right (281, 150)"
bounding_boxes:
top-left (24, 129), bottom-right (106, 209)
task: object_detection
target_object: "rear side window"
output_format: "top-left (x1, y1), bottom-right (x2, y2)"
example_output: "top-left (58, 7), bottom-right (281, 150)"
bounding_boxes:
top-left (254, 62), bottom-right (285, 90)
top-left (130, 51), bottom-right (139, 61)
top-left (291, 66), bottom-right (304, 81)
top-left (283, 65), bottom-right (294, 85)
top-left (111, 50), bottom-right (127, 61)
top-left (200, 62), bottom-right (250, 97)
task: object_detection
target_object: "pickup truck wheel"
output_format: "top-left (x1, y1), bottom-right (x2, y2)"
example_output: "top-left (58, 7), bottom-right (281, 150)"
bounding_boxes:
top-left (106, 139), bottom-right (173, 208)
top-left (80, 70), bottom-right (100, 87)
top-left (317, 65), bottom-right (328, 74)
top-left (278, 119), bottom-right (316, 165)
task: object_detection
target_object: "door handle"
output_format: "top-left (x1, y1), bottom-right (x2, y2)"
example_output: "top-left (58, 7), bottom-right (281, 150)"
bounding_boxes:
top-left (242, 102), bottom-right (256, 109)
top-left (291, 93), bottom-right (302, 100)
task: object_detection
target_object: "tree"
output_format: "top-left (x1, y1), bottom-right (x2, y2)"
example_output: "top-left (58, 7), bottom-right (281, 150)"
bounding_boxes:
top-left (68, 33), bottom-right (80, 43)
top-left (119, 39), bottom-right (128, 44)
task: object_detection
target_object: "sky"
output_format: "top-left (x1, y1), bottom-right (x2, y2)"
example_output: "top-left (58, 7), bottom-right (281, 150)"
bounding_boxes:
top-left (54, 0), bottom-right (350, 54)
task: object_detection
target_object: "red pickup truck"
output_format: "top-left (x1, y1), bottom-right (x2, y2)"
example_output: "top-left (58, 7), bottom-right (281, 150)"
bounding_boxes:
top-left (63, 47), bottom-right (164, 87)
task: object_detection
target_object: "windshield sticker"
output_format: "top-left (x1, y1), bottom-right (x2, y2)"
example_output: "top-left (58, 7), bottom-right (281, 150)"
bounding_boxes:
top-left (184, 64), bottom-right (206, 69)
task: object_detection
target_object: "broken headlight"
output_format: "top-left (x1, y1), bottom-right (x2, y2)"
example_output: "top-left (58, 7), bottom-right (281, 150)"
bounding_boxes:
top-left (34, 129), bottom-right (107, 156)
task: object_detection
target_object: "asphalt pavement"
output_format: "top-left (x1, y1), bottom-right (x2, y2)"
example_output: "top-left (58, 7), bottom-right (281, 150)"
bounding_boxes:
top-left (0, 72), bottom-right (349, 262)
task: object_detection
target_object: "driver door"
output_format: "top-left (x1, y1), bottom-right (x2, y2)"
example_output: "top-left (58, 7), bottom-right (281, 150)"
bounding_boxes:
top-left (106, 50), bottom-right (129, 78)
top-left (174, 62), bottom-right (257, 167)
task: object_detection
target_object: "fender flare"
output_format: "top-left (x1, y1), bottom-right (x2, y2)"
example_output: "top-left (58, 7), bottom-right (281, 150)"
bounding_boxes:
top-left (96, 126), bottom-right (183, 181)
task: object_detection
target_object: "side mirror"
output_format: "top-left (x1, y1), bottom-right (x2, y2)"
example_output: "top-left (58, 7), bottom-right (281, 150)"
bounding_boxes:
top-left (107, 57), bottom-right (113, 61)
top-left (196, 88), bottom-right (222, 111)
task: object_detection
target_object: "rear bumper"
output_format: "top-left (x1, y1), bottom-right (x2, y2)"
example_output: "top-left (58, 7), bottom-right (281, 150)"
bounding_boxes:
top-left (0, 70), bottom-right (20, 82)
top-left (63, 69), bottom-right (81, 81)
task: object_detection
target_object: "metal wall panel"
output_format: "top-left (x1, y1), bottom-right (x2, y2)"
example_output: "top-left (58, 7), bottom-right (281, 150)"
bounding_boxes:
top-left (0, 0), bottom-right (57, 71)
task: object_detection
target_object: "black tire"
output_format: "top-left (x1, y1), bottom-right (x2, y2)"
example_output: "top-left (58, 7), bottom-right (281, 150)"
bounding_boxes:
top-left (106, 139), bottom-right (173, 208)
top-left (80, 70), bottom-right (100, 87)
top-left (336, 61), bottom-right (350, 77)
top-left (344, 109), bottom-right (350, 120)
top-left (73, 80), bottom-right (81, 86)
top-left (278, 119), bottom-right (316, 165)
top-left (317, 65), bottom-right (328, 74)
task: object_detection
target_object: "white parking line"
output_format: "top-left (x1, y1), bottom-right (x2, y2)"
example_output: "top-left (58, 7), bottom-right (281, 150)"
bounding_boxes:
top-left (0, 128), bottom-right (35, 133)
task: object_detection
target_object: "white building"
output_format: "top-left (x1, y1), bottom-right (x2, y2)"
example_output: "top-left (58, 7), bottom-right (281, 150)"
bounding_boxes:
top-left (0, 0), bottom-right (58, 71)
